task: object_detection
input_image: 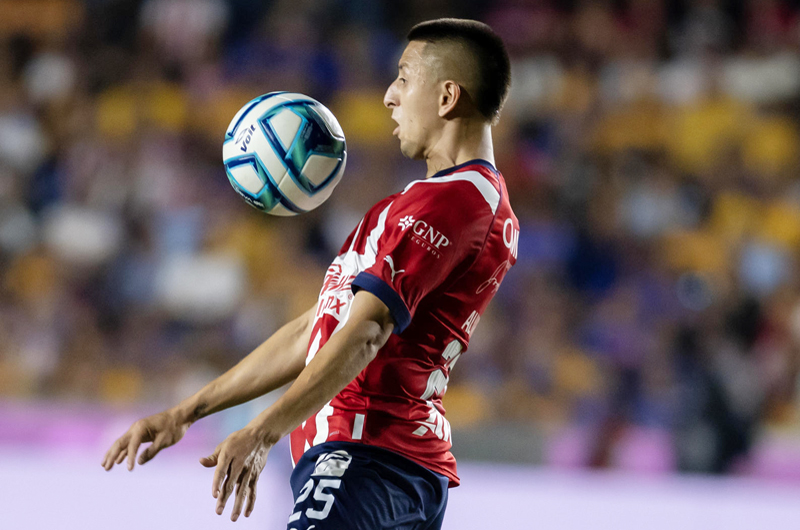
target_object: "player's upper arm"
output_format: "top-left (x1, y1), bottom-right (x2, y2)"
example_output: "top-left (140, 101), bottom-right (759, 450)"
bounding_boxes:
top-left (346, 290), bottom-right (394, 346)
top-left (308, 290), bottom-right (393, 367)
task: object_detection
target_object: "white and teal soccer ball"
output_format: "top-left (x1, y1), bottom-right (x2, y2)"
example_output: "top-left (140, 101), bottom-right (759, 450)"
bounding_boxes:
top-left (222, 92), bottom-right (346, 216)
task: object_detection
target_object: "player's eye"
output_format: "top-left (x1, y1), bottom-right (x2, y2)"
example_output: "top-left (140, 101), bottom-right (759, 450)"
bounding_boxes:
top-left (398, 77), bottom-right (406, 84)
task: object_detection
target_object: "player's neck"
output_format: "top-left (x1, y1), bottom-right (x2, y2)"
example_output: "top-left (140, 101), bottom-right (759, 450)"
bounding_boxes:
top-left (424, 120), bottom-right (495, 178)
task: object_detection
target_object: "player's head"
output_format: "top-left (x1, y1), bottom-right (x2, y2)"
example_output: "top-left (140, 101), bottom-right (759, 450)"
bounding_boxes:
top-left (384, 18), bottom-right (511, 160)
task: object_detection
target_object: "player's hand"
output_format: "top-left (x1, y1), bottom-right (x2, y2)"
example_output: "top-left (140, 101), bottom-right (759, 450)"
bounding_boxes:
top-left (101, 409), bottom-right (192, 471)
top-left (200, 427), bottom-right (272, 521)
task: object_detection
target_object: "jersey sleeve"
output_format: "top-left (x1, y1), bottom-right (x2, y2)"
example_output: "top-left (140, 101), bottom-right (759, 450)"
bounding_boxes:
top-left (351, 179), bottom-right (495, 333)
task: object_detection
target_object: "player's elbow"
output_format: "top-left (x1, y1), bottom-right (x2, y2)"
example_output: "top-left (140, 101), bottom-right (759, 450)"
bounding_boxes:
top-left (355, 318), bottom-right (394, 365)
top-left (347, 290), bottom-right (395, 364)
top-left (368, 318), bottom-right (394, 359)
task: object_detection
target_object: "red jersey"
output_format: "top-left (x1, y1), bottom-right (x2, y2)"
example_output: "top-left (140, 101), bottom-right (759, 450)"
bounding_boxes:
top-left (289, 160), bottom-right (519, 486)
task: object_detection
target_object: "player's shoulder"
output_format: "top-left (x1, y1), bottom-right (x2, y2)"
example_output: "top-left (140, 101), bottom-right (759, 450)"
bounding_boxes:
top-left (399, 159), bottom-right (502, 217)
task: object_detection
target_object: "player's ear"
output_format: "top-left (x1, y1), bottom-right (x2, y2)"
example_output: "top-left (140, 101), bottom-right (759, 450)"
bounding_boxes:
top-left (438, 80), bottom-right (461, 118)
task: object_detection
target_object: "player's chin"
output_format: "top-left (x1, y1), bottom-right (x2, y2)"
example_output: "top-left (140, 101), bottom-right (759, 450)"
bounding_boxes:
top-left (399, 140), bottom-right (425, 160)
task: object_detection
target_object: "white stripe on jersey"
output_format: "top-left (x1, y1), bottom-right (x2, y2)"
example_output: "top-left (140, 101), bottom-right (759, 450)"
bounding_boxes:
top-left (313, 400), bottom-right (335, 445)
top-left (352, 413), bottom-right (365, 440)
top-left (403, 170), bottom-right (500, 214)
top-left (360, 202), bottom-right (392, 269)
top-left (346, 218), bottom-right (364, 255)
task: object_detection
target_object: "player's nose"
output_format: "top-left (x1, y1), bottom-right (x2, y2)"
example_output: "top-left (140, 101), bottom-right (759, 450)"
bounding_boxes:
top-left (384, 83), bottom-right (398, 109)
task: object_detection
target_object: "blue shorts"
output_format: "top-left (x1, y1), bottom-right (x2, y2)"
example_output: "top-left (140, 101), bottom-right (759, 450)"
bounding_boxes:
top-left (286, 441), bottom-right (449, 530)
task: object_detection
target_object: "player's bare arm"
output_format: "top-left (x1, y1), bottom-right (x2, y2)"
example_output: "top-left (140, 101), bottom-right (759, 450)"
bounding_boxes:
top-left (101, 303), bottom-right (316, 472)
top-left (198, 290), bottom-right (393, 521)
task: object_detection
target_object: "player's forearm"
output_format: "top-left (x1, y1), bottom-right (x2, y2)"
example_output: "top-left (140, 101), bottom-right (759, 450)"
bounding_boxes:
top-left (247, 315), bottom-right (393, 444)
top-left (172, 306), bottom-right (314, 424)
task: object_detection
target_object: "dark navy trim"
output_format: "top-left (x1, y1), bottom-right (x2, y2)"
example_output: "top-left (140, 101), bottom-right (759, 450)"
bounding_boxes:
top-left (429, 158), bottom-right (498, 179)
top-left (352, 272), bottom-right (411, 334)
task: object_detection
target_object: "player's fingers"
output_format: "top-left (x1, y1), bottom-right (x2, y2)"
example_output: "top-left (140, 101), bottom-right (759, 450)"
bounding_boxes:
top-left (230, 469), bottom-right (250, 522)
top-left (215, 466), bottom-right (234, 515)
top-left (200, 446), bottom-right (220, 468)
top-left (101, 445), bottom-right (112, 469)
top-left (138, 433), bottom-right (166, 465)
top-left (211, 451), bottom-right (229, 499)
top-left (199, 454), bottom-right (217, 467)
top-left (244, 473), bottom-right (258, 517)
top-left (101, 437), bottom-right (121, 468)
top-left (115, 448), bottom-right (128, 465)
top-left (126, 427), bottom-right (145, 471)
top-left (218, 460), bottom-right (242, 512)
top-left (102, 437), bottom-right (126, 470)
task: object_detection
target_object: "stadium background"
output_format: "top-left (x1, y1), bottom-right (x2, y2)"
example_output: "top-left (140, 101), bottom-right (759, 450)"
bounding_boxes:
top-left (2, 0), bottom-right (800, 528)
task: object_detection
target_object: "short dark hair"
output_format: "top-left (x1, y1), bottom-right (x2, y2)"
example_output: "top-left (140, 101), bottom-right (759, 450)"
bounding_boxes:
top-left (407, 18), bottom-right (511, 121)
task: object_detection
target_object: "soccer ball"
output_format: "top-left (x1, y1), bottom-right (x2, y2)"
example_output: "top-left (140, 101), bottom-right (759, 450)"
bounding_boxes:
top-left (222, 92), bottom-right (346, 216)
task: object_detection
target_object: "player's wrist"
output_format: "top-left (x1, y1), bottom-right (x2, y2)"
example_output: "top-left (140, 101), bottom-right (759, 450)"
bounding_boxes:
top-left (245, 420), bottom-right (282, 447)
top-left (171, 400), bottom-right (204, 426)
top-left (244, 405), bottom-right (288, 446)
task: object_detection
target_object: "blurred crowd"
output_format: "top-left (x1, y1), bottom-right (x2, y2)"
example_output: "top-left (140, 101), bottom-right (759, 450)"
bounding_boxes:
top-left (2, 0), bottom-right (800, 475)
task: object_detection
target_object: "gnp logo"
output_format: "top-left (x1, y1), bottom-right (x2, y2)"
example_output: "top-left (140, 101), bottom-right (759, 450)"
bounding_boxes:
top-left (398, 215), bottom-right (415, 230)
top-left (407, 219), bottom-right (450, 259)
top-left (412, 220), bottom-right (450, 249)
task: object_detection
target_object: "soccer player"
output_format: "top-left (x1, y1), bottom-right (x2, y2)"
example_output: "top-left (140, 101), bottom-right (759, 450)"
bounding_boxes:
top-left (102, 18), bottom-right (517, 530)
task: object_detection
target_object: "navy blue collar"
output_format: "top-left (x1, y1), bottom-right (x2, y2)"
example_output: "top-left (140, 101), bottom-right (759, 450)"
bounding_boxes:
top-left (429, 158), bottom-right (498, 179)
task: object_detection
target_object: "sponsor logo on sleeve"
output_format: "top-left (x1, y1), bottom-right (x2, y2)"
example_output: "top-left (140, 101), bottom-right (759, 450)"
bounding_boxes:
top-left (398, 215), bottom-right (415, 230)
top-left (404, 219), bottom-right (450, 259)
top-left (384, 255), bottom-right (405, 281)
top-left (412, 220), bottom-right (450, 248)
